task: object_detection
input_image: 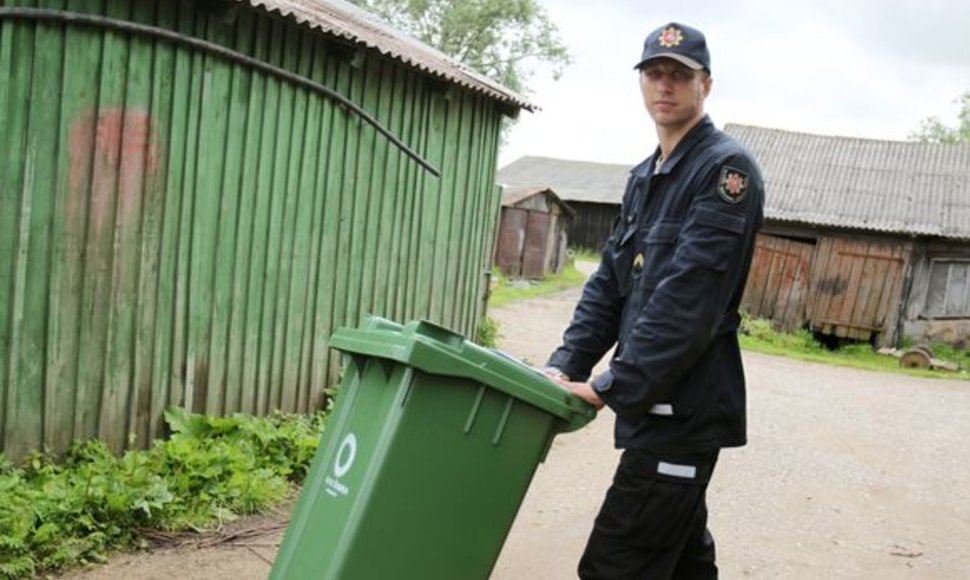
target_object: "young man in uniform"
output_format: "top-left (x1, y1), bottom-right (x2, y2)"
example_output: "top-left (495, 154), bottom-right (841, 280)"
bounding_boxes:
top-left (544, 22), bottom-right (764, 579)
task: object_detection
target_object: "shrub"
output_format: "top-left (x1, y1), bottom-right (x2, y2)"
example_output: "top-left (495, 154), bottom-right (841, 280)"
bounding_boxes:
top-left (0, 409), bottom-right (328, 578)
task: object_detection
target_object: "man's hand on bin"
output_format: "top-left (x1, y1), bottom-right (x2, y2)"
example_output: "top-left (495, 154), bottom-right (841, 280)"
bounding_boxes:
top-left (541, 368), bottom-right (605, 410)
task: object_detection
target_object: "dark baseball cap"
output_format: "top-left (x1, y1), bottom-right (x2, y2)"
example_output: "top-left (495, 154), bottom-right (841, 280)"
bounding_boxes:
top-left (634, 22), bottom-right (711, 74)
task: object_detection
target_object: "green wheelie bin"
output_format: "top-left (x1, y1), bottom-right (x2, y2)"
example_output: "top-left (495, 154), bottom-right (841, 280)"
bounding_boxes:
top-left (270, 317), bottom-right (596, 579)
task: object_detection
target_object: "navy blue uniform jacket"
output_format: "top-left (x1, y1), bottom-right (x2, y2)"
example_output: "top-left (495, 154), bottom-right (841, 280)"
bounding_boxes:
top-left (548, 116), bottom-right (764, 453)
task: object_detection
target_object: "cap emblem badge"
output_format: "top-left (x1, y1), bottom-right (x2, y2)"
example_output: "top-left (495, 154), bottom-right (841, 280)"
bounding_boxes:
top-left (658, 26), bottom-right (684, 48)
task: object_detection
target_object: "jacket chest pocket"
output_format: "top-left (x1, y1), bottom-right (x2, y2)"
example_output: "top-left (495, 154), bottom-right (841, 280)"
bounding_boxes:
top-left (635, 221), bottom-right (682, 290)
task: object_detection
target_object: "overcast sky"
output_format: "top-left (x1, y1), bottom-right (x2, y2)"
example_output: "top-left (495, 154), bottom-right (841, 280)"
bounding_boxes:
top-left (498, 0), bottom-right (970, 168)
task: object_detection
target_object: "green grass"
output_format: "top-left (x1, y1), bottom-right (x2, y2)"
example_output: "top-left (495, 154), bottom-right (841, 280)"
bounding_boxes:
top-left (569, 247), bottom-right (601, 263)
top-left (739, 314), bottom-right (970, 380)
top-left (487, 261), bottom-right (590, 308)
top-left (486, 255), bottom-right (969, 380)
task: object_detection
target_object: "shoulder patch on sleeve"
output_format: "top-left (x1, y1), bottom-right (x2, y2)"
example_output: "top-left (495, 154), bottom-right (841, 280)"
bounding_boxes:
top-left (717, 165), bottom-right (749, 204)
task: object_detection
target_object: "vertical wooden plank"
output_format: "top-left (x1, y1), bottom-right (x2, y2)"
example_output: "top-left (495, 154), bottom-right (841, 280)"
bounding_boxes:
top-left (435, 91), bottom-right (462, 324)
top-left (322, 57), bottom-right (356, 388)
top-left (103, 0), bottom-right (159, 452)
top-left (172, 0), bottom-right (205, 411)
top-left (142, 0), bottom-right (180, 440)
top-left (0, 6), bottom-right (16, 450)
top-left (202, 13), bottom-right (251, 416)
top-left (479, 105), bottom-right (504, 331)
top-left (809, 236), bottom-right (837, 327)
top-left (237, 12), bottom-right (271, 415)
top-left (479, 113), bottom-right (504, 323)
top-left (151, 0), bottom-right (194, 422)
top-left (343, 56), bottom-right (378, 332)
top-left (459, 95), bottom-right (488, 335)
top-left (264, 21), bottom-right (302, 412)
top-left (427, 90), bottom-right (455, 323)
top-left (331, 55), bottom-right (361, 337)
top-left (414, 88), bottom-right (443, 321)
top-left (449, 92), bottom-right (474, 332)
top-left (857, 242), bottom-right (892, 334)
top-left (260, 22), bottom-right (289, 414)
top-left (864, 255), bottom-right (891, 326)
top-left (746, 236), bottom-right (773, 316)
top-left (185, 13), bottom-right (233, 416)
top-left (5, 10), bottom-right (57, 456)
top-left (831, 239), bottom-right (854, 327)
top-left (851, 249), bottom-right (879, 329)
top-left (294, 35), bottom-right (330, 413)
top-left (836, 240), bottom-right (867, 328)
top-left (358, 58), bottom-right (391, 324)
top-left (760, 244), bottom-right (785, 320)
top-left (47, 0), bottom-right (100, 451)
top-left (369, 61), bottom-right (399, 323)
top-left (384, 67), bottom-right (414, 323)
top-left (309, 47), bottom-right (342, 405)
top-left (877, 244), bottom-right (912, 342)
top-left (781, 243), bottom-right (813, 332)
top-left (275, 28), bottom-right (313, 414)
top-left (222, 9), bottom-right (260, 415)
top-left (774, 244), bottom-right (798, 328)
top-left (400, 75), bottom-right (430, 323)
top-left (380, 66), bottom-right (407, 326)
top-left (70, 0), bottom-right (127, 449)
top-left (822, 235), bottom-right (846, 334)
top-left (313, 53), bottom-right (349, 393)
top-left (740, 237), bottom-right (763, 316)
top-left (330, 56), bottom-right (359, 342)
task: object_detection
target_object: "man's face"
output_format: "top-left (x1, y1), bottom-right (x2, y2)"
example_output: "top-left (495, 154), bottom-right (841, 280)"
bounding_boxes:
top-left (639, 59), bottom-right (712, 131)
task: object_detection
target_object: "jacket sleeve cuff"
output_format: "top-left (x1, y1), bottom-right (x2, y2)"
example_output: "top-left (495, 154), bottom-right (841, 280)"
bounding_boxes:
top-left (546, 350), bottom-right (591, 382)
top-left (590, 369), bottom-right (619, 409)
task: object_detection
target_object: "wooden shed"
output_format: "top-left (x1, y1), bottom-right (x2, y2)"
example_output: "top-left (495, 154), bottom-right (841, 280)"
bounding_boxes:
top-left (727, 124), bottom-right (970, 347)
top-left (0, 0), bottom-right (530, 457)
top-left (495, 126), bottom-right (970, 348)
top-left (497, 156), bottom-right (627, 251)
top-left (494, 187), bottom-right (574, 278)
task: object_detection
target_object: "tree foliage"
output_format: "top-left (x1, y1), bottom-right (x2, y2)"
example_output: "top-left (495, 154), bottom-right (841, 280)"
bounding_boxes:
top-left (909, 91), bottom-right (970, 143)
top-left (348, 0), bottom-right (570, 95)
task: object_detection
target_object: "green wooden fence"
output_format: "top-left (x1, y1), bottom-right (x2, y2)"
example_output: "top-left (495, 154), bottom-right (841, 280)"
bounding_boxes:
top-left (0, 0), bottom-right (508, 457)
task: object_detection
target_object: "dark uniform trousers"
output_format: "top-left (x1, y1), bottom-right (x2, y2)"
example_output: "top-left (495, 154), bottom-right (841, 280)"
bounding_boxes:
top-left (579, 449), bottom-right (720, 580)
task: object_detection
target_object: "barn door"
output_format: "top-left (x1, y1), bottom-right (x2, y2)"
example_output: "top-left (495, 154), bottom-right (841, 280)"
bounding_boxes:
top-left (522, 211), bottom-right (551, 278)
top-left (496, 208), bottom-right (528, 276)
top-left (742, 234), bottom-right (814, 331)
top-left (807, 237), bottom-right (911, 342)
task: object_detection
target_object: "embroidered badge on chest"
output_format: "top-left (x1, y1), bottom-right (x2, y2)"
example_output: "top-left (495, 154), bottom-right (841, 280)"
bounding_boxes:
top-left (717, 166), bottom-right (749, 204)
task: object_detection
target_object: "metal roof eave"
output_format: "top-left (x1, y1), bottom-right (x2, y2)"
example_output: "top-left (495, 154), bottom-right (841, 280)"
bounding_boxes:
top-left (237, 0), bottom-right (536, 111)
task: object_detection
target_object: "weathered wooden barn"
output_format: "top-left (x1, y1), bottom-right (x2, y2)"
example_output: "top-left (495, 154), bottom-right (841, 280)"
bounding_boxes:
top-left (494, 187), bottom-right (573, 278)
top-left (495, 126), bottom-right (970, 348)
top-left (0, 0), bottom-right (530, 457)
top-left (727, 124), bottom-right (970, 347)
top-left (497, 156), bottom-right (628, 251)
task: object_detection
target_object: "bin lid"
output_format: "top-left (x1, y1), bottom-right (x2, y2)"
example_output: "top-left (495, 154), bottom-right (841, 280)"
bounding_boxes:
top-left (329, 317), bottom-right (597, 432)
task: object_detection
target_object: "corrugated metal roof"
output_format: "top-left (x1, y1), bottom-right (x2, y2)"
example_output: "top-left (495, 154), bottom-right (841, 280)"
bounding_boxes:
top-left (499, 127), bottom-right (970, 240)
top-left (497, 156), bottom-right (629, 204)
top-left (501, 186), bottom-right (575, 217)
top-left (725, 124), bottom-right (970, 240)
top-left (235, 0), bottom-right (533, 110)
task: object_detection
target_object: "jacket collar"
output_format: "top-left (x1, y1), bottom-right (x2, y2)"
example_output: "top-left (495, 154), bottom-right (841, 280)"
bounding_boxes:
top-left (632, 115), bottom-right (715, 178)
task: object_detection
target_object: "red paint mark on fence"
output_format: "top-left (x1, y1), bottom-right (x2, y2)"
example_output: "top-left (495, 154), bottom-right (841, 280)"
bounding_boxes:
top-left (68, 108), bottom-right (164, 229)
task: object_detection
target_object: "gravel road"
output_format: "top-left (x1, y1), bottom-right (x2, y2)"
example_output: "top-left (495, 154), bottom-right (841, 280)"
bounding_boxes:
top-left (491, 270), bottom-right (970, 580)
top-left (62, 266), bottom-right (970, 579)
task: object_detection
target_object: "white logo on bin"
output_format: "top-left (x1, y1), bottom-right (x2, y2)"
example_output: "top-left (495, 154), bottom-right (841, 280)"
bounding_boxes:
top-left (324, 432), bottom-right (357, 498)
top-left (333, 433), bottom-right (357, 477)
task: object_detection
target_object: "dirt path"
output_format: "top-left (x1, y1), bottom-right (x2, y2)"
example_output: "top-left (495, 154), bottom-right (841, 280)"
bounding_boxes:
top-left (62, 263), bottom-right (970, 579)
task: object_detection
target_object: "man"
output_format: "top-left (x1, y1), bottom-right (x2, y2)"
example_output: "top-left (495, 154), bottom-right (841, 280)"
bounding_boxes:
top-left (544, 22), bottom-right (764, 579)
